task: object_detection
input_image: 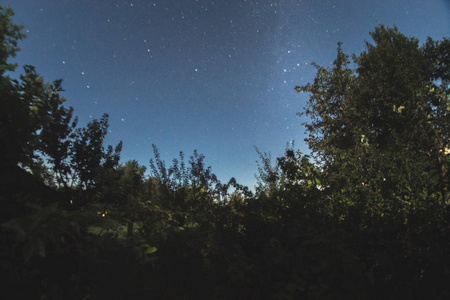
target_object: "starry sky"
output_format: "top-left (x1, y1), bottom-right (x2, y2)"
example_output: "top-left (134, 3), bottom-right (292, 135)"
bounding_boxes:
top-left (6, 0), bottom-right (450, 189)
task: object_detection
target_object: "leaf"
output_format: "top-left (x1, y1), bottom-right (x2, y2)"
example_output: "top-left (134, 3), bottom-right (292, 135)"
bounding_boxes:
top-left (144, 246), bottom-right (157, 255)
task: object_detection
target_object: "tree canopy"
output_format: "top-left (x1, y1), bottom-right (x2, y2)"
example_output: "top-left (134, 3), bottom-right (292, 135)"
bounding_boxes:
top-left (296, 26), bottom-right (449, 223)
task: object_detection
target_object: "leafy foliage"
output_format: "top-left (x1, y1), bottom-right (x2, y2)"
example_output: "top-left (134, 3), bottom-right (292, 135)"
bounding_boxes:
top-left (0, 6), bottom-right (24, 75)
top-left (296, 26), bottom-right (449, 223)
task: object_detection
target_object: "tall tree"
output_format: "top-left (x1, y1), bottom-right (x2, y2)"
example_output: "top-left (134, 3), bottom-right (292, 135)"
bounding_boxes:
top-left (296, 25), bottom-right (449, 222)
top-left (17, 65), bottom-right (78, 184)
top-left (0, 6), bottom-right (77, 178)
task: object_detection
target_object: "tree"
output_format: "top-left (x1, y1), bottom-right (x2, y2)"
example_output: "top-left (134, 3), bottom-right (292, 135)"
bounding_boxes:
top-left (16, 65), bottom-right (78, 186)
top-left (0, 5), bottom-right (27, 168)
top-left (0, 7), bottom-right (159, 299)
top-left (116, 159), bottom-right (147, 237)
top-left (0, 9), bottom-right (76, 177)
top-left (295, 25), bottom-right (449, 223)
top-left (149, 145), bottom-right (219, 209)
top-left (0, 5), bottom-right (25, 76)
top-left (71, 114), bottom-right (122, 190)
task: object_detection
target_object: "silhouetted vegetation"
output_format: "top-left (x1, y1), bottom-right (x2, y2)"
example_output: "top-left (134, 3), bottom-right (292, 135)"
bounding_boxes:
top-left (1, 5), bottom-right (449, 299)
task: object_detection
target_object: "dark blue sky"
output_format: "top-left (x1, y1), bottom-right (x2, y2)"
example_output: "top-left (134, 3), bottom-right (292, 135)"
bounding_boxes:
top-left (6, 0), bottom-right (450, 189)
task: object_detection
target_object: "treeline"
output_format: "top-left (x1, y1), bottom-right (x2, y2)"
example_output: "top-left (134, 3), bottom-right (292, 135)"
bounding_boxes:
top-left (1, 5), bottom-right (450, 299)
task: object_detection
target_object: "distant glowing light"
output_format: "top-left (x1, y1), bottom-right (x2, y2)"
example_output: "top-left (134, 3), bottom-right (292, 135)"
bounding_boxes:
top-left (195, 68), bottom-right (198, 72)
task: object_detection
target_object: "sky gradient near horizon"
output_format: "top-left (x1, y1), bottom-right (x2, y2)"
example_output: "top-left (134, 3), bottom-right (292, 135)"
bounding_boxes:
top-left (5, 0), bottom-right (450, 189)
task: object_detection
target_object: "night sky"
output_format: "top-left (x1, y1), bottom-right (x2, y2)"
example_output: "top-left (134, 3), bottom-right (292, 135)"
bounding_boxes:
top-left (6, 0), bottom-right (450, 189)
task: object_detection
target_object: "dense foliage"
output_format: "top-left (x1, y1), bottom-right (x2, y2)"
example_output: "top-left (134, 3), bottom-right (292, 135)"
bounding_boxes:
top-left (1, 6), bottom-right (449, 299)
